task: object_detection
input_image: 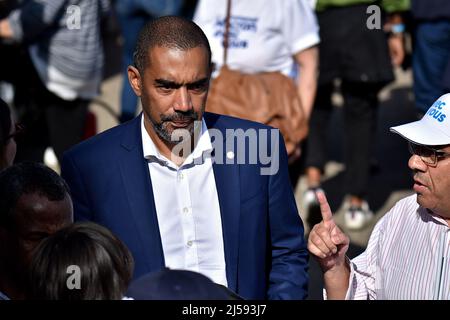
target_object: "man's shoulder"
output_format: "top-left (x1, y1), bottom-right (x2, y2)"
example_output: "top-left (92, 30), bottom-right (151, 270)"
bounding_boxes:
top-left (64, 118), bottom-right (139, 160)
top-left (380, 194), bottom-right (419, 226)
top-left (391, 194), bottom-right (419, 214)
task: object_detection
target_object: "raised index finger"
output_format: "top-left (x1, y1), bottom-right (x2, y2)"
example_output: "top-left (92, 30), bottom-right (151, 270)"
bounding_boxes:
top-left (315, 190), bottom-right (334, 225)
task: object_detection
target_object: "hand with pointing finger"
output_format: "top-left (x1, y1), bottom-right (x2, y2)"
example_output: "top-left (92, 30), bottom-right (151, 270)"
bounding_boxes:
top-left (308, 191), bottom-right (349, 271)
top-left (307, 191), bottom-right (351, 299)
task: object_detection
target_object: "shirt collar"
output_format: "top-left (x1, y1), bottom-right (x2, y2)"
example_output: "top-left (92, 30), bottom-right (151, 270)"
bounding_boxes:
top-left (141, 114), bottom-right (213, 168)
top-left (417, 205), bottom-right (450, 228)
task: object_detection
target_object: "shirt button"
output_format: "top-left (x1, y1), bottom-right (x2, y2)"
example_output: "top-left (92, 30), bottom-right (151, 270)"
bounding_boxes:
top-left (183, 207), bottom-right (189, 214)
top-left (178, 172), bottom-right (184, 180)
top-left (187, 240), bottom-right (193, 247)
top-left (227, 151), bottom-right (235, 159)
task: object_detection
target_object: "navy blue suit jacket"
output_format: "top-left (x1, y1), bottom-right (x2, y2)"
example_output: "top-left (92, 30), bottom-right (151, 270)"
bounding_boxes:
top-left (61, 113), bottom-right (308, 299)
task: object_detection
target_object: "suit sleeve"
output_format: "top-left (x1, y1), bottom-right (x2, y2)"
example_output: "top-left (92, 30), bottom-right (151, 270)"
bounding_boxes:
top-left (267, 131), bottom-right (309, 299)
top-left (60, 152), bottom-right (93, 222)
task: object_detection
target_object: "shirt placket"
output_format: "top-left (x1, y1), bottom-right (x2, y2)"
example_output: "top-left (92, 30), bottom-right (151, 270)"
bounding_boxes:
top-left (435, 228), bottom-right (450, 300)
top-left (177, 168), bottom-right (198, 271)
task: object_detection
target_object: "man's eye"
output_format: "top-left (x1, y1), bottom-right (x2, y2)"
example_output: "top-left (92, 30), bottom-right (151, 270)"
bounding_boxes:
top-left (188, 83), bottom-right (207, 91)
top-left (157, 85), bottom-right (173, 92)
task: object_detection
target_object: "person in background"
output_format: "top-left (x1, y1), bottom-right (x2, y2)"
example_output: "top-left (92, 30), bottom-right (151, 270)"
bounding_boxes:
top-left (410, 0), bottom-right (450, 117)
top-left (194, 0), bottom-right (319, 164)
top-left (0, 0), bottom-right (110, 163)
top-left (308, 93), bottom-right (450, 299)
top-left (0, 162), bottom-right (73, 300)
top-left (29, 222), bottom-right (134, 300)
top-left (303, 0), bottom-right (409, 230)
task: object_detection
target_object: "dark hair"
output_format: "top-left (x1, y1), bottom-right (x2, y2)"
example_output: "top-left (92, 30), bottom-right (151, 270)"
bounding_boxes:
top-left (126, 268), bottom-right (243, 300)
top-left (0, 162), bottom-right (70, 228)
top-left (0, 98), bottom-right (12, 147)
top-left (133, 16), bottom-right (212, 73)
top-left (29, 222), bottom-right (134, 300)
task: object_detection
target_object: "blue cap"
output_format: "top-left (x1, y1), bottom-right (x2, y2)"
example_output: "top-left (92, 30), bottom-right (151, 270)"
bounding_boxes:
top-left (126, 268), bottom-right (242, 300)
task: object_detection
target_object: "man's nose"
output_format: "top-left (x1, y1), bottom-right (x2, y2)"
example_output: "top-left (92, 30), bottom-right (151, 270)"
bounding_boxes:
top-left (408, 154), bottom-right (427, 171)
top-left (173, 86), bottom-right (192, 112)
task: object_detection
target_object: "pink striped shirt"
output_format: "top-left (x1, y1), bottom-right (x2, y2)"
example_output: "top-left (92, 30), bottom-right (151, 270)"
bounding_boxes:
top-left (344, 195), bottom-right (450, 299)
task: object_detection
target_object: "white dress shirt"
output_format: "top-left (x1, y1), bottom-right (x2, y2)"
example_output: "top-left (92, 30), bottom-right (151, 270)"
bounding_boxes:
top-left (141, 115), bottom-right (227, 286)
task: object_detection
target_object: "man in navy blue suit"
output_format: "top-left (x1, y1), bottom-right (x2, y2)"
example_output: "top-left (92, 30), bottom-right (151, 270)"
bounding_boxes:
top-left (61, 16), bottom-right (308, 300)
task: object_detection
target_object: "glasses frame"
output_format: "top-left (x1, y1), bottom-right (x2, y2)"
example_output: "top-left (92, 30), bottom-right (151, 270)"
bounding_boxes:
top-left (408, 142), bottom-right (450, 166)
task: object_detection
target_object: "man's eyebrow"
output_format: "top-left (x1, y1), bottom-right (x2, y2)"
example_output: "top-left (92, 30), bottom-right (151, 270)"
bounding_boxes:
top-left (154, 79), bottom-right (180, 88)
top-left (189, 78), bottom-right (209, 86)
top-left (154, 77), bottom-right (209, 87)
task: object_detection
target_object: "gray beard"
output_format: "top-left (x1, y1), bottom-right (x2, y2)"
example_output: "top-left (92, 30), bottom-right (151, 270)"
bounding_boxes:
top-left (151, 120), bottom-right (194, 144)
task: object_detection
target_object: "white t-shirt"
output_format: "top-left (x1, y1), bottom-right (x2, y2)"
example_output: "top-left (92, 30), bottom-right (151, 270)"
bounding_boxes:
top-left (194, 0), bottom-right (320, 77)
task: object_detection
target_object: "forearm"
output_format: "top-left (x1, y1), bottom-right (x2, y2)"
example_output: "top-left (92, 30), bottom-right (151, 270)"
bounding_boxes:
top-left (295, 46), bottom-right (318, 120)
top-left (323, 258), bottom-right (351, 299)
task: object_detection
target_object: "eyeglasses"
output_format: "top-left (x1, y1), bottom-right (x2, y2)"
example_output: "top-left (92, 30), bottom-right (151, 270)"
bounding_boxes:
top-left (408, 142), bottom-right (450, 166)
top-left (6, 123), bottom-right (24, 141)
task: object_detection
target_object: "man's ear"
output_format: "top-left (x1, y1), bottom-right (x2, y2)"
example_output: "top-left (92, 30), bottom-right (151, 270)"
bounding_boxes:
top-left (128, 66), bottom-right (142, 97)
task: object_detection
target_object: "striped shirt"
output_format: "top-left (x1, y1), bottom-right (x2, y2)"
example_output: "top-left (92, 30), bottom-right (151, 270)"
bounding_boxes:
top-left (7, 0), bottom-right (110, 100)
top-left (344, 195), bottom-right (450, 300)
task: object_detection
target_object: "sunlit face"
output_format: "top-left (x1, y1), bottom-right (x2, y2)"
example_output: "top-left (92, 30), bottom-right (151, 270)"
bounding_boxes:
top-left (128, 46), bottom-right (211, 150)
top-left (408, 144), bottom-right (450, 218)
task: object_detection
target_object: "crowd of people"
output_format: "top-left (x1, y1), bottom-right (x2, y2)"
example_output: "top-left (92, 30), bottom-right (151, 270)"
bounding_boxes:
top-left (0, 0), bottom-right (449, 300)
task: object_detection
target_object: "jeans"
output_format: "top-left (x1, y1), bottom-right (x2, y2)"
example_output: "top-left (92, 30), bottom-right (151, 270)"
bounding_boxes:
top-left (305, 81), bottom-right (380, 198)
top-left (413, 20), bottom-right (450, 114)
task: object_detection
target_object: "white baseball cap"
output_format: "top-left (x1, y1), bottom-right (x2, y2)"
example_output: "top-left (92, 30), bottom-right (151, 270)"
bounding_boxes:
top-left (390, 93), bottom-right (450, 146)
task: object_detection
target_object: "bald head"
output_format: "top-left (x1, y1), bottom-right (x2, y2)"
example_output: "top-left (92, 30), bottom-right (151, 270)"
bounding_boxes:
top-left (133, 16), bottom-right (212, 74)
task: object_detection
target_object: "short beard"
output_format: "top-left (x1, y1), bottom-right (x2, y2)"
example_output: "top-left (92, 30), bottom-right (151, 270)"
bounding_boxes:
top-left (150, 110), bottom-right (200, 145)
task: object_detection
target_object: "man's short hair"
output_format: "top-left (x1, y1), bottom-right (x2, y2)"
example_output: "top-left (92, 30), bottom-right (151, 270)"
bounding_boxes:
top-left (0, 162), bottom-right (70, 227)
top-left (133, 15), bottom-right (212, 73)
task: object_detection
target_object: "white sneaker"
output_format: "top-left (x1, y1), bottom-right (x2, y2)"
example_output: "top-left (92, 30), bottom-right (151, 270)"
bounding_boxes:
top-left (344, 201), bottom-right (373, 230)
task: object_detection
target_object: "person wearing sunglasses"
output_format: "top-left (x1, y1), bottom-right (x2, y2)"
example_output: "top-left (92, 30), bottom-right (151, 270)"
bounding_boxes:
top-left (0, 98), bottom-right (17, 170)
top-left (308, 93), bottom-right (450, 299)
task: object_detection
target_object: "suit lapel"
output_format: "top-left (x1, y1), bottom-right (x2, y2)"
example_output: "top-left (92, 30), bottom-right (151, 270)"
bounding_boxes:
top-left (205, 113), bottom-right (241, 292)
top-left (119, 116), bottom-right (165, 271)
